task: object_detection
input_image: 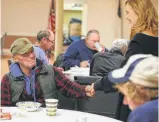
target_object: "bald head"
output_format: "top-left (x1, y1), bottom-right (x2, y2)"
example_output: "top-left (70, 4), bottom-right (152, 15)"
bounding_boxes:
top-left (86, 29), bottom-right (99, 39)
top-left (37, 29), bottom-right (54, 42)
top-left (36, 29), bottom-right (55, 50)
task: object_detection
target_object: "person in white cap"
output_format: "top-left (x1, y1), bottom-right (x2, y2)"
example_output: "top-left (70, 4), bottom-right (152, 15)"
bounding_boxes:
top-left (108, 54), bottom-right (158, 122)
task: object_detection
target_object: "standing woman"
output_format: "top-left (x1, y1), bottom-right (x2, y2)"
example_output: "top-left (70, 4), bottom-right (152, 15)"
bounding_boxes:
top-left (124, 0), bottom-right (158, 59)
top-left (118, 0), bottom-right (158, 121)
top-left (92, 0), bottom-right (158, 122)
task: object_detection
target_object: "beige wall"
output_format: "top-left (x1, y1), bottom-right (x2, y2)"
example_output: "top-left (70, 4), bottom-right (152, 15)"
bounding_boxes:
top-left (85, 0), bottom-right (158, 48)
top-left (121, 0), bottom-right (158, 40)
top-left (86, 0), bottom-right (122, 49)
top-left (1, 0), bottom-right (50, 36)
top-left (1, 0), bottom-right (158, 45)
top-left (82, 4), bottom-right (88, 35)
top-left (121, 0), bottom-right (131, 40)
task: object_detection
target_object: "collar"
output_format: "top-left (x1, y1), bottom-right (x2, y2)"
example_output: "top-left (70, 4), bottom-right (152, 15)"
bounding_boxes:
top-left (110, 47), bottom-right (123, 55)
top-left (34, 59), bottom-right (49, 74)
top-left (9, 59), bottom-right (48, 78)
top-left (34, 45), bottom-right (45, 53)
top-left (10, 63), bottom-right (24, 77)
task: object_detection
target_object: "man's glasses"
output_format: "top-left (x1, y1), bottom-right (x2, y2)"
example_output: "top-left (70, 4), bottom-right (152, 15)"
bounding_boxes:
top-left (46, 38), bottom-right (54, 44)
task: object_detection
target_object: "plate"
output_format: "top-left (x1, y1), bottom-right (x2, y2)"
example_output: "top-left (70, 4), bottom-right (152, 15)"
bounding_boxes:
top-left (16, 101), bottom-right (41, 112)
top-left (70, 67), bottom-right (90, 73)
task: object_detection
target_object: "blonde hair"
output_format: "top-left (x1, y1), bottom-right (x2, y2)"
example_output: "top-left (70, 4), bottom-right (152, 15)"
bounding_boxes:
top-left (115, 81), bottom-right (158, 104)
top-left (125, 0), bottom-right (158, 39)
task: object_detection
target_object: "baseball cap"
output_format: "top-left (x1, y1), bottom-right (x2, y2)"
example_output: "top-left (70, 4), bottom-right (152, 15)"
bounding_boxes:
top-left (10, 38), bottom-right (33, 55)
top-left (108, 54), bottom-right (158, 88)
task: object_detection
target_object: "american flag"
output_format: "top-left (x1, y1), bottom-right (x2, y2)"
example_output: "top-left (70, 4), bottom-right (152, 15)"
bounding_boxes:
top-left (47, 0), bottom-right (56, 57)
top-left (48, 0), bottom-right (56, 34)
top-left (117, 0), bottom-right (121, 18)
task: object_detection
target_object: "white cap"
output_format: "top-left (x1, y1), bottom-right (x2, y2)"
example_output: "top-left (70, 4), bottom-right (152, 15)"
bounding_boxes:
top-left (108, 54), bottom-right (158, 88)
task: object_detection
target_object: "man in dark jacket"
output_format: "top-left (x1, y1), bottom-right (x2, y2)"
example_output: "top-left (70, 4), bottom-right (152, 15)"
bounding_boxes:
top-left (90, 48), bottom-right (125, 77)
top-left (90, 39), bottom-right (128, 77)
top-left (89, 39), bottom-right (129, 122)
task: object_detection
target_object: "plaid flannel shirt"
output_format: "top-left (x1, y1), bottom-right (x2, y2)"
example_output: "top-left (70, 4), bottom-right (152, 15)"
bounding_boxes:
top-left (1, 64), bottom-right (87, 106)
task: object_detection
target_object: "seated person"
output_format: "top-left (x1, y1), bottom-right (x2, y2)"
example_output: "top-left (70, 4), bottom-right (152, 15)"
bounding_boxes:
top-left (64, 29), bottom-right (107, 70)
top-left (54, 39), bottom-right (72, 70)
top-left (90, 39), bottom-right (128, 76)
top-left (1, 38), bottom-right (94, 106)
top-left (108, 54), bottom-right (158, 122)
top-left (34, 29), bottom-right (54, 64)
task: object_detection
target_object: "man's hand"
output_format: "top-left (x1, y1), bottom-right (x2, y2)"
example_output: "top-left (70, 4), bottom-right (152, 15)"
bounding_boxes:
top-left (85, 84), bottom-right (95, 97)
top-left (80, 60), bottom-right (89, 67)
top-left (94, 42), bottom-right (105, 52)
top-left (100, 44), bottom-right (106, 53)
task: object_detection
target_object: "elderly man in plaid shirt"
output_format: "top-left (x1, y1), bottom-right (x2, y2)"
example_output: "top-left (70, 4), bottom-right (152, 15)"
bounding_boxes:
top-left (1, 38), bottom-right (94, 106)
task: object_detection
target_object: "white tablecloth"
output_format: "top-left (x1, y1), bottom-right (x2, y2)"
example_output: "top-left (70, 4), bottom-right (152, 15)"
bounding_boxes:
top-left (63, 67), bottom-right (90, 81)
top-left (1, 107), bottom-right (122, 122)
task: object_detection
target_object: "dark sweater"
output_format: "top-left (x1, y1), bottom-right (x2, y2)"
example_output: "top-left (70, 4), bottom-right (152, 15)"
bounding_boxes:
top-left (63, 39), bottom-right (97, 69)
top-left (125, 33), bottom-right (158, 61)
top-left (128, 99), bottom-right (158, 122)
top-left (90, 48), bottom-right (125, 77)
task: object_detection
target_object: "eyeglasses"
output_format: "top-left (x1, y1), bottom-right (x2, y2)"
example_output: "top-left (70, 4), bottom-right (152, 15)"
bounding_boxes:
top-left (46, 38), bottom-right (54, 44)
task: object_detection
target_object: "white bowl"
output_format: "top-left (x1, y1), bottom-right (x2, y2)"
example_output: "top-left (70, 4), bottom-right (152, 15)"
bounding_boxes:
top-left (16, 101), bottom-right (41, 112)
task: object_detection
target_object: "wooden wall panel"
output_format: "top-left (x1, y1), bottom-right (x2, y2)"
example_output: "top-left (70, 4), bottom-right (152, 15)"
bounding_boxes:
top-left (2, 35), bottom-right (37, 49)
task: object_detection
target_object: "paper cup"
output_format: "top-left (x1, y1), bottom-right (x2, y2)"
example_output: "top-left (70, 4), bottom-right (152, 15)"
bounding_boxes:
top-left (45, 99), bottom-right (58, 104)
top-left (46, 107), bottom-right (57, 116)
top-left (45, 99), bottom-right (58, 116)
